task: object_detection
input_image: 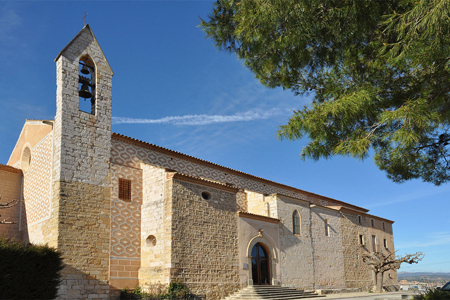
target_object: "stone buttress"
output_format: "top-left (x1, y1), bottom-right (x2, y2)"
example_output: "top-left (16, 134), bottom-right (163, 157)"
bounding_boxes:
top-left (53, 24), bottom-right (113, 300)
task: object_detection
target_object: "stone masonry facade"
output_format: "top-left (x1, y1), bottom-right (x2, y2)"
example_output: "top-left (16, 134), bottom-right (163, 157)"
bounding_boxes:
top-left (4, 24), bottom-right (397, 300)
top-left (52, 24), bottom-right (113, 299)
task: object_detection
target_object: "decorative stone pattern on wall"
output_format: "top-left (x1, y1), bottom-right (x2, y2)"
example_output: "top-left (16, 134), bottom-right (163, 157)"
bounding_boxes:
top-left (169, 179), bottom-right (240, 300)
top-left (22, 133), bottom-right (52, 226)
top-left (112, 139), bottom-right (320, 205)
top-left (110, 163), bottom-right (142, 258)
top-left (236, 189), bottom-right (247, 212)
top-left (311, 207), bottom-right (346, 289)
top-left (139, 164), bottom-right (168, 285)
top-left (275, 195), bottom-right (315, 289)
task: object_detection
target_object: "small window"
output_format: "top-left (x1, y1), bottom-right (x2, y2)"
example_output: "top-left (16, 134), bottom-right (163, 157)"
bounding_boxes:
top-left (359, 234), bottom-right (365, 245)
top-left (146, 235), bottom-right (157, 247)
top-left (382, 222), bottom-right (386, 230)
top-left (119, 178), bottom-right (131, 201)
top-left (358, 215), bottom-right (362, 225)
top-left (201, 191), bottom-right (212, 200)
top-left (325, 219), bottom-right (330, 237)
top-left (383, 238), bottom-right (388, 249)
top-left (371, 219), bottom-right (375, 227)
top-left (21, 146), bottom-right (32, 173)
top-left (292, 211), bottom-right (300, 235)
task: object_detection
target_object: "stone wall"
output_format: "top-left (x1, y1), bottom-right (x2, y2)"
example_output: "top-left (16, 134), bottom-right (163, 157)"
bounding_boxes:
top-left (311, 207), bottom-right (346, 289)
top-left (0, 165), bottom-right (22, 239)
top-left (275, 195), bottom-right (314, 289)
top-left (53, 25), bottom-right (113, 300)
top-left (237, 214), bottom-right (280, 288)
top-left (168, 177), bottom-right (240, 300)
top-left (139, 164), bottom-right (169, 286)
top-left (340, 210), bottom-right (372, 290)
top-left (367, 217), bottom-right (397, 287)
top-left (247, 190), bottom-right (266, 216)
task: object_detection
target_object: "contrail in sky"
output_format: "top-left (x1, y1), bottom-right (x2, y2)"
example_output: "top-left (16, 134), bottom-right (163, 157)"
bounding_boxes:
top-left (112, 108), bottom-right (284, 126)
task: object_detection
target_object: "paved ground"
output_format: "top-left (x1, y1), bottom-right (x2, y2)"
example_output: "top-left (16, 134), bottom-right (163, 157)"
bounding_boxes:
top-left (323, 291), bottom-right (416, 300)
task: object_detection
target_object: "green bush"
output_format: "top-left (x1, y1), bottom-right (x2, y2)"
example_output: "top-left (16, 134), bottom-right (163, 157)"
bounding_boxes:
top-left (0, 236), bottom-right (64, 299)
top-left (166, 280), bottom-right (193, 299)
top-left (414, 288), bottom-right (450, 300)
top-left (120, 280), bottom-right (196, 299)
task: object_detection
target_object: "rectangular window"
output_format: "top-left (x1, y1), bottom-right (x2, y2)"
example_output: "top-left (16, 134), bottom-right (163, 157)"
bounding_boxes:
top-left (293, 211), bottom-right (301, 235)
top-left (372, 235), bottom-right (377, 252)
top-left (358, 215), bottom-right (362, 224)
top-left (119, 178), bottom-right (131, 201)
top-left (371, 219), bottom-right (375, 227)
top-left (384, 238), bottom-right (388, 249)
top-left (382, 222), bottom-right (386, 230)
top-left (359, 234), bottom-right (365, 245)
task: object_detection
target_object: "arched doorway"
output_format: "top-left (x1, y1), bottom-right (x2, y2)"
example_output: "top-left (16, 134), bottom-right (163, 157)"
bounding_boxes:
top-left (251, 243), bottom-right (270, 285)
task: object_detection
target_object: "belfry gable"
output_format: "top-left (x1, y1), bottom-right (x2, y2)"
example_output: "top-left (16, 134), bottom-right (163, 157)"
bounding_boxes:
top-left (54, 24), bottom-right (113, 74)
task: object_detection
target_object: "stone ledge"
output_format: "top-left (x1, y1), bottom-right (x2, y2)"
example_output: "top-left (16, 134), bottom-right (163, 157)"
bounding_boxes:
top-left (317, 288), bottom-right (361, 295)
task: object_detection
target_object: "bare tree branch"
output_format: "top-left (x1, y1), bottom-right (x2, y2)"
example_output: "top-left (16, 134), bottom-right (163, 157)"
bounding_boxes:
top-left (362, 250), bottom-right (424, 292)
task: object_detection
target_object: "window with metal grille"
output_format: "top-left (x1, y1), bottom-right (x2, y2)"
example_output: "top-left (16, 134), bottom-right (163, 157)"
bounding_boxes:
top-left (292, 211), bottom-right (300, 235)
top-left (119, 178), bottom-right (131, 201)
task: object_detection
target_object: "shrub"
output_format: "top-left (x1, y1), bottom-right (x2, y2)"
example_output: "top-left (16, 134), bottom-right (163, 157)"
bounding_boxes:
top-left (414, 288), bottom-right (450, 300)
top-left (120, 280), bottom-right (196, 299)
top-left (0, 236), bottom-right (64, 299)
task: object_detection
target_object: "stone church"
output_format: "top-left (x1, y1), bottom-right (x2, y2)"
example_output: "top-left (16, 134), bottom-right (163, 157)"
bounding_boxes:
top-left (0, 25), bottom-right (397, 300)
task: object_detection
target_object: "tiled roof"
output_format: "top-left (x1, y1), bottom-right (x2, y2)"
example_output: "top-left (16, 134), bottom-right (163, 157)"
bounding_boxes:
top-left (0, 163), bottom-right (22, 174)
top-left (168, 171), bottom-right (239, 193)
top-left (238, 211), bottom-right (280, 224)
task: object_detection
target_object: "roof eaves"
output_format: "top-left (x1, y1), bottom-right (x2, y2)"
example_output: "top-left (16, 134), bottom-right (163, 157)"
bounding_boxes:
top-left (111, 132), bottom-right (369, 212)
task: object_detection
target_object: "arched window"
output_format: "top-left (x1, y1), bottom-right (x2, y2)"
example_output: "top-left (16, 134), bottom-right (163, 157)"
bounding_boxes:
top-left (292, 211), bottom-right (300, 235)
top-left (325, 219), bottom-right (330, 236)
top-left (78, 55), bottom-right (96, 114)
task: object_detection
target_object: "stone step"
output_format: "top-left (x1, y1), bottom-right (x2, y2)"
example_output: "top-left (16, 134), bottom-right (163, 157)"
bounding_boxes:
top-left (223, 286), bottom-right (325, 300)
top-left (229, 291), bottom-right (317, 297)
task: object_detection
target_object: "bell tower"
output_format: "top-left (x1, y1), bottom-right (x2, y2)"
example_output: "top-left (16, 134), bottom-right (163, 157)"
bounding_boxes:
top-left (52, 24), bottom-right (113, 299)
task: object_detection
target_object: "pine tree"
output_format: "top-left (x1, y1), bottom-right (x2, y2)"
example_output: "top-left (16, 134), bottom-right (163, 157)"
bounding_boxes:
top-left (201, 0), bottom-right (450, 185)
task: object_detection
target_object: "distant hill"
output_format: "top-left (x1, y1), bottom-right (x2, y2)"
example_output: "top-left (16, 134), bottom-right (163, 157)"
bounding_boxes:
top-left (398, 272), bottom-right (450, 284)
top-left (398, 272), bottom-right (450, 278)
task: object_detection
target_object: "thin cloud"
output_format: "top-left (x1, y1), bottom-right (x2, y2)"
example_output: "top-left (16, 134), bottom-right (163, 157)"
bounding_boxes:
top-left (0, 5), bottom-right (21, 42)
top-left (365, 185), bottom-right (450, 209)
top-left (112, 108), bottom-right (284, 126)
top-left (396, 232), bottom-right (450, 249)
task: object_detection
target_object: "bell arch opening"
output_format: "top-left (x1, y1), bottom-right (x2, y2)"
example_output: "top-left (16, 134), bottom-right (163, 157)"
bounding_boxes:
top-left (78, 54), bottom-right (96, 115)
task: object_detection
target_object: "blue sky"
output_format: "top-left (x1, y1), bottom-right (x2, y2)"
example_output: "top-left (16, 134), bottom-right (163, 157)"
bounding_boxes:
top-left (0, 1), bottom-right (449, 273)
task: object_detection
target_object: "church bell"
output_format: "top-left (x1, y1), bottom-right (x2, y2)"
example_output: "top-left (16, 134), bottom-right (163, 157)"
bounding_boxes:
top-left (80, 64), bottom-right (90, 75)
top-left (78, 83), bottom-right (93, 99)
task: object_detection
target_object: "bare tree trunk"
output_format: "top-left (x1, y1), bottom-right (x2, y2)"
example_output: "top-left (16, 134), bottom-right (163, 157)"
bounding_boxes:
top-left (375, 272), bottom-right (384, 292)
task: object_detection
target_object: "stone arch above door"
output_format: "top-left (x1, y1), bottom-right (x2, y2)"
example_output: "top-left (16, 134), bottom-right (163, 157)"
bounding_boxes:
top-left (246, 234), bottom-right (278, 286)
